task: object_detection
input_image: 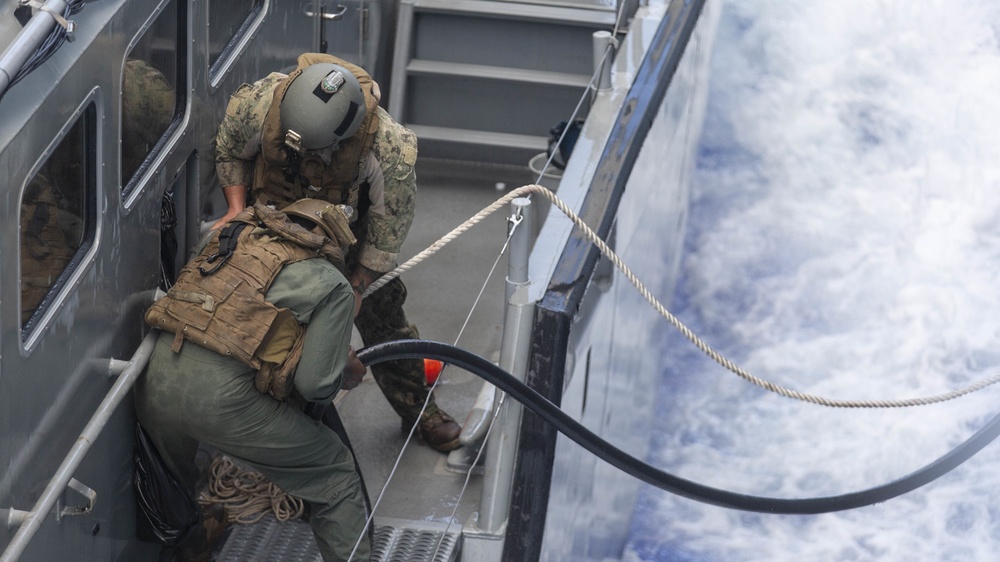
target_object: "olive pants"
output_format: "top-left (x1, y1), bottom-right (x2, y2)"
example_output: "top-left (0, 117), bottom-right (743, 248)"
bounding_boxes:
top-left (135, 332), bottom-right (371, 562)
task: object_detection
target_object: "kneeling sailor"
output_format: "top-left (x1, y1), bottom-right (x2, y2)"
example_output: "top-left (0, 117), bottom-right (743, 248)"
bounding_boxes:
top-left (136, 198), bottom-right (370, 562)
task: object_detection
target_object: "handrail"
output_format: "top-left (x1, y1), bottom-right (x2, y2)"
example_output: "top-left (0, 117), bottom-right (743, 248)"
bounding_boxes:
top-left (1, 330), bottom-right (159, 562)
top-left (0, 0), bottom-right (69, 95)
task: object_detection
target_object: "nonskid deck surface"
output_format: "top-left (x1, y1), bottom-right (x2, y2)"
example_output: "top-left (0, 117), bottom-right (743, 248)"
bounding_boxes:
top-left (214, 514), bottom-right (461, 562)
top-left (210, 160), bottom-right (537, 561)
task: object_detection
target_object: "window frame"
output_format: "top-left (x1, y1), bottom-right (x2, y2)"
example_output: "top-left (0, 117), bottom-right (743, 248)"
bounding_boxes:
top-left (208, 0), bottom-right (268, 88)
top-left (19, 91), bottom-right (103, 348)
top-left (120, 0), bottom-right (189, 204)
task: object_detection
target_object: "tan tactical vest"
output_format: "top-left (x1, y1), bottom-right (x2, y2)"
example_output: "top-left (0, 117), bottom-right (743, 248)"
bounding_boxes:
top-left (253, 53), bottom-right (380, 209)
top-left (144, 204), bottom-right (344, 400)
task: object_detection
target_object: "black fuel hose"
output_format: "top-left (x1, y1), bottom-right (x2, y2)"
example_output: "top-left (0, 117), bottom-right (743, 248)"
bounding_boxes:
top-left (357, 339), bottom-right (1000, 515)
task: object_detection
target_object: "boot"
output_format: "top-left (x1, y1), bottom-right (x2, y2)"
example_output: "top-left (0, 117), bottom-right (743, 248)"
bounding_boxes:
top-left (404, 409), bottom-right (462, 452)
top-left (167, 525), bottom-right (209, 562)
top-left (166, 503), bottom-right (228, 562)
top-left (201, 502), bottom-right (228, 549)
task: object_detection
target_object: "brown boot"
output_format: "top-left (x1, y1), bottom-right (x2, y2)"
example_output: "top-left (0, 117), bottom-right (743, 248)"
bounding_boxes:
top-left (405, 409), bottom-right (462, 452)
top-left (201, 502), bottom-right (228, 549)
top-left (171, 503), bottom-right (228, 562)
top-left (169, 525), bottom-right (210, 562)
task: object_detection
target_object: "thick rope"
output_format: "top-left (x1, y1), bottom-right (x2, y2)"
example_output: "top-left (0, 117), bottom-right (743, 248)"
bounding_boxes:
top-left (198, 455), bottom-right (305, 525)
top-left (362, 187), bottom-right (538, 296)
top-left (367, 183), bottom-right (1000, 408)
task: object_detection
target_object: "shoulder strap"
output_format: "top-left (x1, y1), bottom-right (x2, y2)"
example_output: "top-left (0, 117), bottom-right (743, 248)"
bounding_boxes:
top-left (197, 222), bottom-right (249, 276)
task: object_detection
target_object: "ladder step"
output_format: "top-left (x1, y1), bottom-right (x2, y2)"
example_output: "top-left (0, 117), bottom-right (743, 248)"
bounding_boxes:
top-left (407, 59), bottom-right (590, 88)
top-left (392, 0), bottom-right (607, 164)
top-left (409, 124), bottom-right (548, 151)
top-left (406, 0), bottom-right (617, 26)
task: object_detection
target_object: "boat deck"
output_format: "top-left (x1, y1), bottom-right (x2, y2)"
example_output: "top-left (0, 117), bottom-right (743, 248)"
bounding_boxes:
top-left (343, 159), bottom-right (534, 521)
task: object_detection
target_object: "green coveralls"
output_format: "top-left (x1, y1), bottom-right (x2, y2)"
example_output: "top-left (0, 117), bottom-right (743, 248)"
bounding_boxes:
top-left (135, 259), bottom-right (371, 562)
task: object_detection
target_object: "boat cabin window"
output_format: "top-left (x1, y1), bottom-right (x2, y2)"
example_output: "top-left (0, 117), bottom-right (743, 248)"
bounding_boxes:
top-left (20, 104), bottom-right (98, 338)
top-left (208, 0), bottom-right (265, 77)
top-left (121, 0), bottom-right (185, 196)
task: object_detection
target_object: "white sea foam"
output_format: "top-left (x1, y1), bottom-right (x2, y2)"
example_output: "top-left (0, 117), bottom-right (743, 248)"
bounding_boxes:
top-left (625, 1), bottom-right (1000, 560)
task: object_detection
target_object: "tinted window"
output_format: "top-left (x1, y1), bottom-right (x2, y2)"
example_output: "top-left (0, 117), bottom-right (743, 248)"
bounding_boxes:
top-left (209, 0), bottom-right (265, 74)
top-left (21, 104), bottom-right (97, 336)
top-left (122, 0), bottom-right (184, 194)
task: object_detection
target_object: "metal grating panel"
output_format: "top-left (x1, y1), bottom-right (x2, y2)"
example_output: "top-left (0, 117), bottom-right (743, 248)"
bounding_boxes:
top-left (371, 524), bottom-right (461, 562)
top-left (214, 514), bottom-right (461, 562)
top-left (215, 514), bottom-right (322, 562)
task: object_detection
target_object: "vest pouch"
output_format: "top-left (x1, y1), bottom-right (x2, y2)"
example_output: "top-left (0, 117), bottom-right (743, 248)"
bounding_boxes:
top-left (257, 308), bottom-right (300, 364)
top-left (155, 274), bottom-right (240, 332)
top-left (145, 273), bottom-right (281, 368)
top-left (254, 310), bottom-right (305, 400)
top-left (208, 282), bottom-right (283, 366)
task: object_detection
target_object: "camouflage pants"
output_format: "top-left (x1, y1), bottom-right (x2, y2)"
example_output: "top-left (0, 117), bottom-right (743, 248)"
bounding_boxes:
top-left (349, 223), bottom-right (438, 425)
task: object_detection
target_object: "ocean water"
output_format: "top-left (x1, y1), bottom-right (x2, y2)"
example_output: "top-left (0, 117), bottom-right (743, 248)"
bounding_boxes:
top-left (623, 1), bottom-right (1000, 561)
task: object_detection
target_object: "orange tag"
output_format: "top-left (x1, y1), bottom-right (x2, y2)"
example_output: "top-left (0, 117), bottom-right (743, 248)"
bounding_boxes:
top-left (423, 359), bottom-right (444, 385)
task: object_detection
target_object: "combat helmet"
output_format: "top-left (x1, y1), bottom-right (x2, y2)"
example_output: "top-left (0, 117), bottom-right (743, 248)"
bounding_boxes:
top-left (282, 198), bottom-right (357, 248)
top-left (280, 63), bottom-right (366, 152)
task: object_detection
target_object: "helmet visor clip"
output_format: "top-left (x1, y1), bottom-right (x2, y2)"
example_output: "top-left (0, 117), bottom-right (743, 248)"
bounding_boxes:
top-left (284, 129), bottom-right (304, 154)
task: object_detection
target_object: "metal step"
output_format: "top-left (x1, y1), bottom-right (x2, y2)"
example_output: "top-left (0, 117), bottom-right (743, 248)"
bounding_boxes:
top-left (389, 0), bottom-right (618, 166)
top-left (371, 518), bottom-right (462, 562)
top-left (406, 59), bottom-right (591, 88)
top-left (214, 514), bottom-right (462, 562)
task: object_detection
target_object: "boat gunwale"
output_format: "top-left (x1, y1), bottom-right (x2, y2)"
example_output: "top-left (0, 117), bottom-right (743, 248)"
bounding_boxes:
top-left (504, 1), bottom-right (711, 559)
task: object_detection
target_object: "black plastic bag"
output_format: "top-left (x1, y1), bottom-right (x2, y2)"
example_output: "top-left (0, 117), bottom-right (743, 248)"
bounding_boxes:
top-left (547, 118), bottom-right (585, 170)
top-left (159, 189), bottom-right (179, 290)
top-left (133, 424), bottom-right (200, 545)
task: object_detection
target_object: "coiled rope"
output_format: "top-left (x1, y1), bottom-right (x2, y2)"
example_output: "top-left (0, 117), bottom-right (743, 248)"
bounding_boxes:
top-left (198, 455), bottom-right (305, 524)
top-left (367, 183), bottom-right (1000, 409)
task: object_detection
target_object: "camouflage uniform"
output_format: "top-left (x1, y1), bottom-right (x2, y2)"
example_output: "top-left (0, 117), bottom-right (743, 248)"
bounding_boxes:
top-left (215, 69), bottom-right (441, 427)
top-left (20, 175), bottom-right (83, 326)
top-left (122, 58), bottom-right (175, 183)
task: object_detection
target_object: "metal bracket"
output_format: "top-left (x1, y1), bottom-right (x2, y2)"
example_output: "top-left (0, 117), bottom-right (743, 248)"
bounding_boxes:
top-left (4, 478), bottom-right (95, 531)
top-left (303, 3), bottom-right (348, 21)
top-left (284, 129), bottom-right (304, 154)
top-left (6, 507), bottom-right (30, 529)
top-left (56, 478), bottom-right (96, 522)
top-left (505, 209), bottom-right (524, 239)
top-left (106, 359), bottom-right (130, 379)
top-left (19, 0), bottom-right (76, 40)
